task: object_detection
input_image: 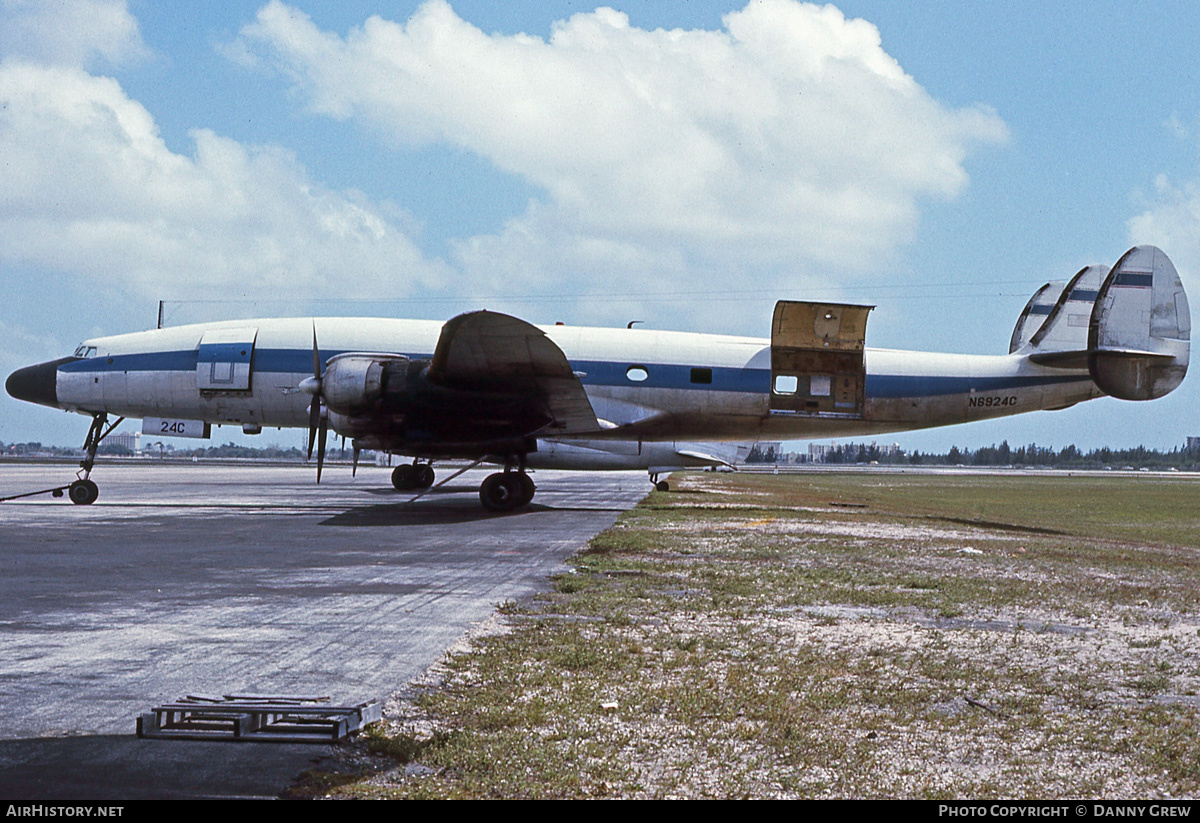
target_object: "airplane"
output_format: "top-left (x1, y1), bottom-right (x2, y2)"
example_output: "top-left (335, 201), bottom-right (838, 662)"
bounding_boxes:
top-left (5, 245), bottom-right (1190, 510)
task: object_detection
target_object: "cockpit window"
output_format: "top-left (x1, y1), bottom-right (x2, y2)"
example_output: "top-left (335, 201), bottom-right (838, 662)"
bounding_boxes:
top-left (73, 345), bottom-right (97, 358)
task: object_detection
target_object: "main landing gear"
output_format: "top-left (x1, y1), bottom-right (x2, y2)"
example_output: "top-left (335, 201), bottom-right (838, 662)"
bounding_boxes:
top-left (386, 454), bottom-right (535, 512)
top-left (476, 452), bottom-right (535, 512)
top-left (391, 461), bottom-right (435, 491)
top-left (479, 471), bottom-right (535, 512)
top-left (649, 472), bottom-right (670, 492)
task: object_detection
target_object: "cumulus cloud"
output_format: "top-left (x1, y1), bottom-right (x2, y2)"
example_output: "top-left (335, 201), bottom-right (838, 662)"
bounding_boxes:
top-left (0, 60), bottom-right (452, 299)
top-left (236, 0), bottom-right (1007, 297)
top-left (1128, 174), bottom-right (1200, 286)
top-left (0, 0), bottom-right (148, 69)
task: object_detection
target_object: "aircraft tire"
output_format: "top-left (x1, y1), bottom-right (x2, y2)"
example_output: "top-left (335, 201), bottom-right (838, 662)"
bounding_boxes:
top-left (655, 480), bottom-right (670, 492)
top-left (391, 465), bottom-right (417, 491)
top-left (416, 464), bottom-right (435, 489)
top-left (480, 472), bottom-right (524, 512)
top-left (68, 479), bottom-right (98, 505)
top-left (517, 473), bottom-right (535, 506)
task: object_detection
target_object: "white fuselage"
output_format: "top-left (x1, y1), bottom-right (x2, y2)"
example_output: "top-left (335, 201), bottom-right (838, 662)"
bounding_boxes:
top-left (51, 316), bottom-right (1102, 468)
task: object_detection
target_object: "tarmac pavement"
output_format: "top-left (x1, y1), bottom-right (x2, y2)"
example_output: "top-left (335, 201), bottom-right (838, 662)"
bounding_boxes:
top-left (0, 462), bottom-right (648, 799)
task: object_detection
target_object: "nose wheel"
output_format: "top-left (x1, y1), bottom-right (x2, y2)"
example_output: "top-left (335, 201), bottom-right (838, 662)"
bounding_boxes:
top-left (68, 479), bottom-right (99, 505)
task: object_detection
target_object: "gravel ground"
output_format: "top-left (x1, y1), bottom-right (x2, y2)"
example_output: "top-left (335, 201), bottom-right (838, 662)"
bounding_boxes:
top-left (306, 471), bottom-right (1200, 799)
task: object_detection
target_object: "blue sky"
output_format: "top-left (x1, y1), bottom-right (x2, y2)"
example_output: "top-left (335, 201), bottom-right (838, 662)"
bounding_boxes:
top-left (2, 0), bottom-right (1199, 454)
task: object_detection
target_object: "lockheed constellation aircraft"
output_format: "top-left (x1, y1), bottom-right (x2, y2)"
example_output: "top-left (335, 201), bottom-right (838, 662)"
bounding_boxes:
top-left (6, 245), bottom-right (1189, 510)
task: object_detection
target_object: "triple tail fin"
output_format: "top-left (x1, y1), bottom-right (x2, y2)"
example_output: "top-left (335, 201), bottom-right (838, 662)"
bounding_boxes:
top-left (1014, 246), bottom-right (1190, 400)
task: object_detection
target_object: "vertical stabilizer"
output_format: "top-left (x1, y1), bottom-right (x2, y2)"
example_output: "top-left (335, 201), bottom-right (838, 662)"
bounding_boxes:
top-left (1010, 281), bottom-right (1066, 353)
top-left (1088, 245), bottom-right (1190, 400)
top-left (1029, 265), bottom-right (1109, 353)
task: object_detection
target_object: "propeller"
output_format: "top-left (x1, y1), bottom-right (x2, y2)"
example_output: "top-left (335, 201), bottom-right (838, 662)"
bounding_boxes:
top-left (299, 324), bottom-right (328, 483)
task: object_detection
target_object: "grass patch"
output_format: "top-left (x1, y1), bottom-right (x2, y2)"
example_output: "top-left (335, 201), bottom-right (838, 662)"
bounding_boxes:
top-left (317, 470), bottom-right (1200, 798)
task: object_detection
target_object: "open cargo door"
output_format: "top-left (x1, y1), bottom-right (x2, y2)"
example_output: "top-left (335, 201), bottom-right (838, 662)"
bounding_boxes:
top-left (770, 302), bottom-right (872, 418)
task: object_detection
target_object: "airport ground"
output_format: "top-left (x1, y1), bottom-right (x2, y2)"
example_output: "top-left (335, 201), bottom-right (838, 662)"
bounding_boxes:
top-left (1, 463), bottom-right (1198, 799)
top-left (0, 463), bottom-right (648, 799)
top-left (323, 468), bottom-right (1200, 799)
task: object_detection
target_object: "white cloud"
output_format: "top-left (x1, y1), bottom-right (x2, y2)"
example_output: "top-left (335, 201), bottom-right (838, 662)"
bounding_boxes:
top-left (0, 0), bottom-right (149, 69)
top-left (1128, 174), bottom-right (1200, 288)
top-left (236, 0), bottom-right (1007, 296)
top-left (0, 60), bottom-right (452, 299)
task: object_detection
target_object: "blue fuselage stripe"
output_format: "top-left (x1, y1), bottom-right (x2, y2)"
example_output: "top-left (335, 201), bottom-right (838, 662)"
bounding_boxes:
top-left (58, 348), bottom-right (1089, 399)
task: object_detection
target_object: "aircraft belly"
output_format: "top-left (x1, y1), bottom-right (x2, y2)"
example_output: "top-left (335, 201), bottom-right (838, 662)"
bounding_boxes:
top-left (584, 385), bottom-right (768, 439)
top-left (527, 439), bottom-right (732, 471)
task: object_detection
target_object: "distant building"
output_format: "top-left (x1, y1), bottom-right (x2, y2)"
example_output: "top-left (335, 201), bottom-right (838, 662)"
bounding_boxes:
top-left (748, 441), bottom-right (783, 462)
top-left (808, 441), bottom-right (902, 463)
top-left (106, 432), bottom-right (141, 454)
top-left (809, 443), bottom-right (834, 463)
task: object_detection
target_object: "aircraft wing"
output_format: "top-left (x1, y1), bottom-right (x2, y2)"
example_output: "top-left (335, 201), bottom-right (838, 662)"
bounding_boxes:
top-left (427, 310), bottom-right (602, 435)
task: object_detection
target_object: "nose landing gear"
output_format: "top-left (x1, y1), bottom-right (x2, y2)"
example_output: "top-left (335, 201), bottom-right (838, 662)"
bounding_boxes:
top-left (66, 412), bottom-right (123, 505)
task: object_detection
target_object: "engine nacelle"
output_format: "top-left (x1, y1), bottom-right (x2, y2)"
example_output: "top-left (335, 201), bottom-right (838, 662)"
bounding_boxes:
top-left (322, 353), bottom-right (410, 415)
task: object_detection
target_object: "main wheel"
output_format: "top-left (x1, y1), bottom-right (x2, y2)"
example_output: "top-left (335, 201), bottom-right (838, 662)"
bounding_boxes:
top-left (517, 473), bottom-right (536, 506)
top-left (480, 473), bottom-right (525, 512)
top-left (655, 480), bottom-right (670, 492)
top-left (415, 464), bottom-right (435, 489)
top-left (68, 479), bottom-right (99, 505)
top-left (391, 464), bottom-right (417, 490)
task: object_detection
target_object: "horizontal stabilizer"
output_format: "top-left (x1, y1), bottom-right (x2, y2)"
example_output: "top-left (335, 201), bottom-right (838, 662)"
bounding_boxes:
top-left (1031, 347), bottom-right (1176, 370)
top-left (1088, 246), bottom-right (1190, 400)
top-left (1026, 349), bottom-right (1089, 369)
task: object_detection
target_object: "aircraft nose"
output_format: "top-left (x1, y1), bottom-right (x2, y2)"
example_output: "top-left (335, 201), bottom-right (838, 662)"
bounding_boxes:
top-left (5, 357), bottom-right (73, 408)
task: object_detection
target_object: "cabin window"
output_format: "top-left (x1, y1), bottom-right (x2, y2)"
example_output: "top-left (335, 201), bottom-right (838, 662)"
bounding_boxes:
top-left (690, 367), bottom-right (713, 384)
top-left (626, 366), bottom-right (649, 382)
top-left (810, 375), bottom-right (832, 397)
top-left (773, 374), bottom-right (799, 395)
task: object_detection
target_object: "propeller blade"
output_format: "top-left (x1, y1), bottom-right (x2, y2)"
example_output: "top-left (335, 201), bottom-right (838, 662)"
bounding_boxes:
top-left (307, 395), bottom-right (320, 461)
top-left (306, 321), bottom-right (324, 472)
top-left (316, 415), bottom-right (328, 484)
top-left (311, 323), bottom-right (322, 380)
top-left (352, 444), bottom-right (360, 477)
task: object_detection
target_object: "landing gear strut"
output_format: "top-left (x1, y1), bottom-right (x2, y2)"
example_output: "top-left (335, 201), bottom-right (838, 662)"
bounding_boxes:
top-left (650, 472), bottom-right (669, 492)
top-left (68, 412), bottom-right (123, 505)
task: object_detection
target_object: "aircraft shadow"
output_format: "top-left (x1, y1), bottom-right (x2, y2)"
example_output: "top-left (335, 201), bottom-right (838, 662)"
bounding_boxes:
top-left (319, 501), bottom-right (548, 527)
top-left (0, 734), bottom-right (331, 800)
top-left (320, 499), bottom-right (629, 527)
